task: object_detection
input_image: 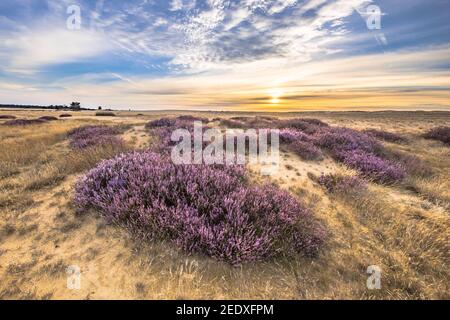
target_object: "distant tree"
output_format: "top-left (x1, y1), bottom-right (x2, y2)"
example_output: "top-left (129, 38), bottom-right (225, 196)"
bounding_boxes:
top-left (98, 106), bottom-right (102, 110)
top-left (70, 102), bottom-right (81, 110)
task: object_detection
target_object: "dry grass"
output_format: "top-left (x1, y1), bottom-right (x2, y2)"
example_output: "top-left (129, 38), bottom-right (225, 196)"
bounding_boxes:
top-left (0, 109), bottom-right (448, 300)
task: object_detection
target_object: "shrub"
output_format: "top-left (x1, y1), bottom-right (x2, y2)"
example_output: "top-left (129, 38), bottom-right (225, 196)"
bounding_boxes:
top-left (38, 116), bottom-right (58, 121)
top-left (74, 151), bottom-right (325, 264)
top-left (279, 129), bottom-right (314, 144)
top-left (68, 125), bottom-right (123, 150)
top-left (318, 174), bottom-right (367, 194)
top-left (315, 127), bottom-right (382, 158)
top-left (0, 115), bottom-right (16, 119)
top-left (386, 151), bottom-right (432, 177)
top-left (423, 126), bottom-right (450, 146)
top-left (2, 119), bottom-right (46, 126)
top-left (95, 111), bottom-right (116, 117)
top-left (288, 141), bottom-right (323, 161)
top-left (146, 118), bottom-right (214, 152)
top-left (340, 150), bottom-right (406, 184)
top-left (363, 129), bottom-right (406, 143)
top-left (220, 119), bottom-right (247, 128)
top-left (145, 117), bottom-right (176, 129)
top-left (59, 114), bottom-right (72, 118)
top-left (176, 115), bottom-right (209, 122)
top-left (278, 118), bottom-right (328, 134)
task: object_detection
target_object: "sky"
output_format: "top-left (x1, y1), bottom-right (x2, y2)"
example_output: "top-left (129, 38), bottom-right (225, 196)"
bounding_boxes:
top-left (0, 0), bottom-right (449, 111)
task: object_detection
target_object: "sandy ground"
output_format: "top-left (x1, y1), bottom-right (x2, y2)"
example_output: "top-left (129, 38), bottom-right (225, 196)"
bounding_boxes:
top-left (0, 109), bottom-right (449, 299)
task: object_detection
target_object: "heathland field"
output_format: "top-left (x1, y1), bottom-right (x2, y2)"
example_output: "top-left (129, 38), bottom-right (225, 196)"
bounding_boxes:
top-left (0, 109), bottom-right (449, 299)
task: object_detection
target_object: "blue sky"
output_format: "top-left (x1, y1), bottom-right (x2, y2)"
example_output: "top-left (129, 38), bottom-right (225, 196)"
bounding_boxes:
top-left (0, 0), bottom-right (449, 110)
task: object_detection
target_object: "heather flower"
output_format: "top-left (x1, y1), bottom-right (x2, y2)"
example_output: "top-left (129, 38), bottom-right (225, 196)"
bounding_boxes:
top-left (0, 115), bottom-right (16, 119)
top-left (145, 117), bottom-right (176, 129)
top-left (340, 150), bottom-right (406, 184)
top-left (423, 126), bottom-right (450, 146)
top-left (278, 118), bottom-right (328, 134)
top-left (315, 127), bottom-right (382, 158)
top-left (279, 129), bottom-right (314, 144)
top-left (68, 125), bottom-right (124, 150)
top-left (386, 151), bottom-right (432, 177)
top-left (74, 151), bottom-right (325, 264)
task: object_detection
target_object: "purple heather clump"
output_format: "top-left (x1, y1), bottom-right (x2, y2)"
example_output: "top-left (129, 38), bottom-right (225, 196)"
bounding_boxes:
top-left (176, 115), bottom-right (209, 123)
top-left (2, 118), bottom-right (46, 126)
top-left (340, 150), bottom-right (406, 184)
top-left (423, 126), bottom-right (450, 146)
top-left (387, 151), bottom-right (432, 177)
top-left (363, 129), bottom-right (406, 143)
top-left (74, 151), bottom-right (325, 264)
top-left (279, 129), bottom-right (314, 144)
top-left (0, 115), bottom-right (17, 119)
top-left (68, 125), bottom-right (123, 150)
top-left (315, 127), bottom-right (382, 158)
top-left (145, 117), bottom-right (176, 129)
top-left (220, 118), bottom-right (247, 129)
top-left (38, 116), bottom-right (58, 121)
top-left (288, 140), bottom-right (323, 161)
top-left (278, 118), bottom-right (328, 134)
top-left (146, 118), bottom-right (215, 152)
top-left (318, 174), bottom-right (367, 194)
top-left (314, 127), bottom-right (407, 183)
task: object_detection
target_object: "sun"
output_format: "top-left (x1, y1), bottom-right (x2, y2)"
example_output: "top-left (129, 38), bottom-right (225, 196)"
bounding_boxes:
top-left (268, 88), bottom-right (283, 104)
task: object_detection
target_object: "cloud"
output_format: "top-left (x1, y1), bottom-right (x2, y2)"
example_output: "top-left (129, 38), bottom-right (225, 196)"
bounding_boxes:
top-left (0, 0), bottom-right (449, 111)
top-left (170, 0), bottom-right (196, 11)
top-left (0, 25), bottom-right (111, 73)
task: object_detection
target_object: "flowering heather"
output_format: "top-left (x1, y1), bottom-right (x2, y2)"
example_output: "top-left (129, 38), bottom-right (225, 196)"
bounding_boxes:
top-left (220, 118), bottom-right (247, 128)
top-left (318, 174), bottom-right (367, 194)
top-left (68, 125), bottom-right (123, 150)
top-left (279, 129), bottom-right (314, 144)
top-left (423, 126), bottom-right (450, 146)
top-left (176, 115), bottom-right (209, 123)
top-left (278, 118), bottom-right (329, 134)
top-left (288, 140), bottom-right (323, 161)
top-left (59, 114), bottom-right (72, 118)
top-left (387, 151), bottom-right (432, 177)
top-left (2, 118), bottom-right (46, 126)
top-left (315, 127), bottom-right (382, 158)
top-left (146, 118), bottom-right (215, 152)
top-left (0, 115), bottom-right (16, 119)
top-left (74, 151), bottom-right (325, 264)
top-left (363, 129), bottom-right (406, 143)
top-left (38, 116), bottom-right (58, 121)
top-left (341, 150), bottom-right (406, 184)
top-left (145, 117), bottom-right (176, 129)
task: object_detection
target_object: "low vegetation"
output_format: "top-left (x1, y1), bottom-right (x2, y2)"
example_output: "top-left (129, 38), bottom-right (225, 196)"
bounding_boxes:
top-left (0, 110), bottom-right (448, 299)
top-left (423, 126), bottom-right (450, 145)
top-left (75, 151), bottom-right (325, 265)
